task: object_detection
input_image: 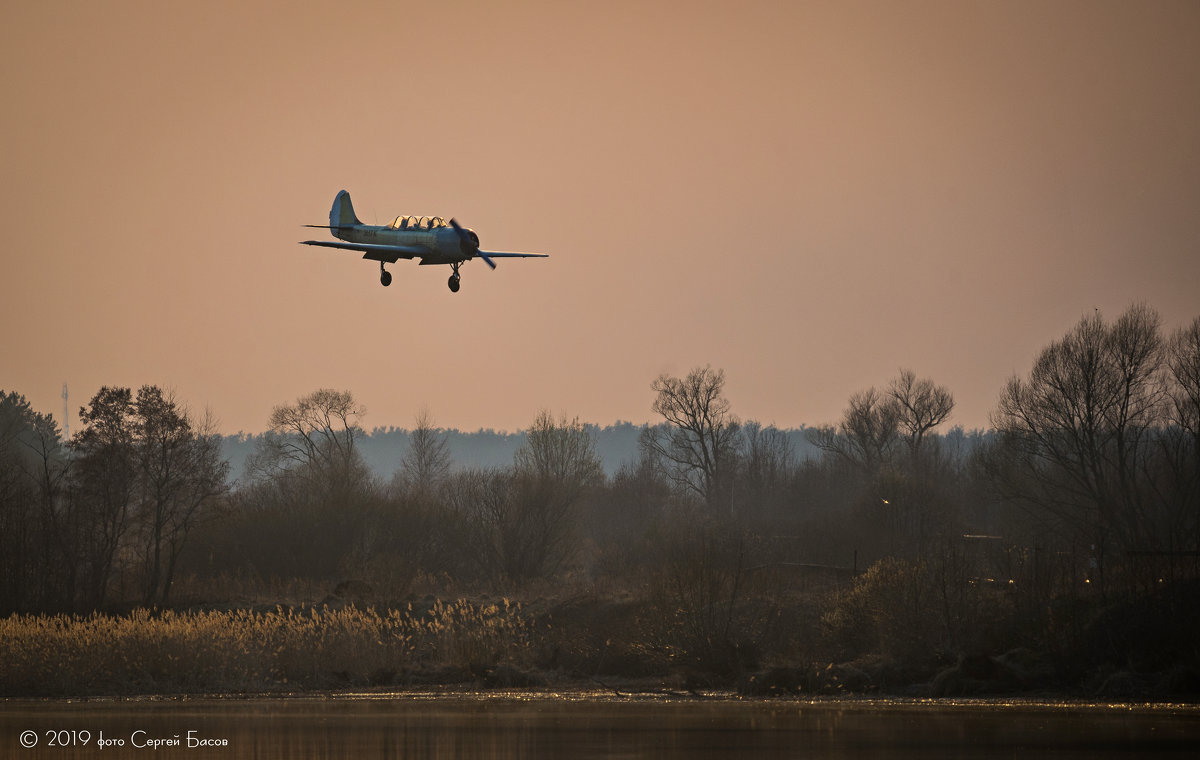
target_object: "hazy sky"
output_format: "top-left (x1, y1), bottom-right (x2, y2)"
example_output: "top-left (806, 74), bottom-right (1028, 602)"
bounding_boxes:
top-left (3, 1), bottom-right (1198, 436)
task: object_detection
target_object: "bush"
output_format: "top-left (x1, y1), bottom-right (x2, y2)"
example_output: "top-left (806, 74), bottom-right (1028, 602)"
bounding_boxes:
top-left (643, 514), bottom-right (779, 677)
top-left (821, 558), bottom-right (939, 663)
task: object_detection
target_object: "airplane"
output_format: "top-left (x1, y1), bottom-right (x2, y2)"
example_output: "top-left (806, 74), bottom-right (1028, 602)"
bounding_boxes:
top-left (300, 190), bottom-right (548, 292)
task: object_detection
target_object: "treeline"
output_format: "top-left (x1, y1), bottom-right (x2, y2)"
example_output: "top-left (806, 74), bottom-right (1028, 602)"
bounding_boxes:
top-left (218, 423), bottom-right (829, 483)
top-left (0, 387), bottom-right (227, 612)
top-left (2, 302), bottom-right (1199, 692)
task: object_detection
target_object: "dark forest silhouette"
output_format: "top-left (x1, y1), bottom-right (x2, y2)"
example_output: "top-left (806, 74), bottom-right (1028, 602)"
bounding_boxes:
top-left (2, 302), bottom-right (1198, 698)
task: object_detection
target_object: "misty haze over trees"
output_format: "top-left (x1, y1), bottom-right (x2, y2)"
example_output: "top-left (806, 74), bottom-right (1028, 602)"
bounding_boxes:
top-left (3, 302), bottom-right (1198, 697)
top-left (217, 419), bottom-right (826, 484)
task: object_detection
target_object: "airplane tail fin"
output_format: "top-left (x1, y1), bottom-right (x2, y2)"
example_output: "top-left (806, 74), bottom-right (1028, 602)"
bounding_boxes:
top-left (330, 190), bottom-right (362, 228)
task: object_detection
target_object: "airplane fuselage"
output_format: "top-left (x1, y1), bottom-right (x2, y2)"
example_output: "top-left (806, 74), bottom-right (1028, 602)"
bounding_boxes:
top-left (334, 224), bottom-right (470, 266)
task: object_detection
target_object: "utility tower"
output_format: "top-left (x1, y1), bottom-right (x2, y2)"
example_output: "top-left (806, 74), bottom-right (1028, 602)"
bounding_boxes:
top-left (61, 383), bottom-right (69, 439)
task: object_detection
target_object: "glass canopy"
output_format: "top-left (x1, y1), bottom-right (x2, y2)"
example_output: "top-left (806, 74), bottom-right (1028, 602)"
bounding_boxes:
top-left (387, 215), bottom-right (449, 230)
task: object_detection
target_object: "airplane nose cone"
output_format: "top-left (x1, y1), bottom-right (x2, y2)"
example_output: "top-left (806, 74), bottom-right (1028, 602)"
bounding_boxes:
top-left (449, 218), bottom-right (479, 256)
top-left (448, 219), bottom-right (494, 267)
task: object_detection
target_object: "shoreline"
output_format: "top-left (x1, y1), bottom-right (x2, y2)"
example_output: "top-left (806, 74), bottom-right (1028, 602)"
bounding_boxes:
top-left (6, 687), bottom-right (1200, 714)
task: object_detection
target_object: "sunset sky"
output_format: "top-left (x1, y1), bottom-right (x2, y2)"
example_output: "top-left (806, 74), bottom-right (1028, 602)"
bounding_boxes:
top-left (3, 1), bottom-right (1198, 437)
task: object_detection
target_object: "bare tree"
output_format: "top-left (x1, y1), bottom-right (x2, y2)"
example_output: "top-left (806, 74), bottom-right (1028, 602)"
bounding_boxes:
top-left (443, 467), bottom-right (537, 583)
top-left (396, 406), bottom-right (451, 497)
top-left (811, 388), bottom-right (900, 473)
top-left (1166, 317), bottom-right (1200, 441)
top-left (738, 421), bottom-right (795, 519)
top-left (1164, 316), bottom-right (1200, 556)
top-left (988, 304), bottom-right (1173, 591)
top-left (641, 366), bottom-right (741, 512)
top-left (441, 413), bottom-right (605, 585)
top-left (888, 369), bottom-right (954, 462)
top-left (514, 410), bottom-right (603, 500)
top-left (650, 513), bottom-right (752, 674)
top-left (250, 388), bottom-right (369, 501)
top-left (503, 411), bottom-right (603, 583)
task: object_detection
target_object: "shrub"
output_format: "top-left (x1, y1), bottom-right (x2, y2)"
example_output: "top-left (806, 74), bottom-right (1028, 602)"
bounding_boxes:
top-left (821, 557), bottom-right (939, 663)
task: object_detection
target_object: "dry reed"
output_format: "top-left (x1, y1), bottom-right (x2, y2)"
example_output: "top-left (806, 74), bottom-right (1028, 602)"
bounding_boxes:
top-left (0, 599), bottom-right (532, 697)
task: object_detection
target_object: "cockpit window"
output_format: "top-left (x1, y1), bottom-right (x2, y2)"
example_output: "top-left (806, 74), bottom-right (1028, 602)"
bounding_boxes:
top-left (388, 215), bottom-right (448, 230)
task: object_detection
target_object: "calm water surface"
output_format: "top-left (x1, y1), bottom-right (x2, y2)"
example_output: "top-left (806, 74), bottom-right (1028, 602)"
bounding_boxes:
top-left (3, 693), bottom-right (1198, 759)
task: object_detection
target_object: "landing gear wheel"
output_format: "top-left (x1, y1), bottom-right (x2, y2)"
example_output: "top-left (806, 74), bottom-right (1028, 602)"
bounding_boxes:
top-left (380, 270), bottom-right (392, 287)
top-left (448, 273), bottom-right (461, 293)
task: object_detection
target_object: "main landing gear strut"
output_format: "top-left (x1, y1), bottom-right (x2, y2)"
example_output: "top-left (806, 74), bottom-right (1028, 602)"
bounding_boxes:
top-left (379, 262), bottom-right (392, 287)
top-left (448, 263), bottom-right (461, 293)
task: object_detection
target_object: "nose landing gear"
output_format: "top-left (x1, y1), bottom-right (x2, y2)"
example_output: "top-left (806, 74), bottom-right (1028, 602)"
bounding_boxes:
top-left (448, 263), bottom-right (461, 293)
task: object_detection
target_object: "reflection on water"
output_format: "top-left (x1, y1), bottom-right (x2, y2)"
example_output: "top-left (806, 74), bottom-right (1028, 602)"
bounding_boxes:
top-left (4, 693), bottom-right (1199, 759)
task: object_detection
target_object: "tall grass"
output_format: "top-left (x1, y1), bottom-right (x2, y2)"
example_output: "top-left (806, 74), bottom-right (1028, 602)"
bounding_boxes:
top-left (0, 600), bottom-right (533, 697)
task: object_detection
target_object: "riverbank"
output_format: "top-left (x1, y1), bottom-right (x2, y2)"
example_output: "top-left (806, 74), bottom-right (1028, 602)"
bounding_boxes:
top-left (4, 592), bottom-right (1199, 702)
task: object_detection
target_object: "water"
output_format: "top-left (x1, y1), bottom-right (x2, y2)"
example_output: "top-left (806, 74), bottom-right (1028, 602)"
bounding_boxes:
top-left (3, 692), bottom-right (1198, 759)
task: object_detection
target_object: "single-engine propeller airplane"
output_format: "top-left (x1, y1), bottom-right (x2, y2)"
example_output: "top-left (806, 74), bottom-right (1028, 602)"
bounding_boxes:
top-left (301, 190), bottom-right (549, 292)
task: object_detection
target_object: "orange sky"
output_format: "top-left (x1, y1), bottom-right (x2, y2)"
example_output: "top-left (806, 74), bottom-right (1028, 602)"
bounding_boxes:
top-left (3, 1), bottom-right (1199, 436)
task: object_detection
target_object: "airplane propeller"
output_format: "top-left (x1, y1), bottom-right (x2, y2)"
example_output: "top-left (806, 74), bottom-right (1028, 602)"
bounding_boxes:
top-left (449, 218), bottom-right (496, 269)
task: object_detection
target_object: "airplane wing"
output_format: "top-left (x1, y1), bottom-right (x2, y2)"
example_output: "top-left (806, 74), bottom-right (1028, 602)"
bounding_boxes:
top-left (479, 251), bottom-right (550, 259)
top-left (300, 239), bottom-right (429, 264)
top-left (471, 250), bottom-right (550, 269)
